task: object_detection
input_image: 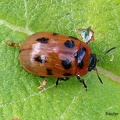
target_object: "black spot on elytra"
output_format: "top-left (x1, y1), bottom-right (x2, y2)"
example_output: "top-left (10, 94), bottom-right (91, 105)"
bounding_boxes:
top-left (46, 69), bottom-right (53, 75)
top-left (69, 36), bottom-right (78, 40)
top-left (64, 40), bottom-right (75, 48)
top-left (53, 32), bottom-right (59, 35)
top-left (78, 61), bottom-right (84, 69)
top-left (77, 47), bottom-right (86, 69)
top-left (61, 59), bottom-right (72, 69)
top-left (74, 48), bottom-right (86, 59)
top-left (34, 55), bottom-right (46, 63)
top-left (36, 37), bottom-right (49, 43)
top-left (63, 73), bottom-right (72, 76)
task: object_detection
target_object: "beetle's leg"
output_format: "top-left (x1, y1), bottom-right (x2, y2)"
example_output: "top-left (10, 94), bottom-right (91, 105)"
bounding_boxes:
top-left (56, 78), bottom-right (69, 86)
top-left (40, 76), bottom-right (45, 78)
top-left (6, 40), bottom-right (20, 47)
top-left (38, 76), bottom-right (47, 90)
top-left (77, 75), bottom-right (87, 90)
top-left (38, 80), bottom-right (47, 90)
top-left (63, 77), bottom-right (69, 81)
top-left (56, 78), bottom-right (60, 86)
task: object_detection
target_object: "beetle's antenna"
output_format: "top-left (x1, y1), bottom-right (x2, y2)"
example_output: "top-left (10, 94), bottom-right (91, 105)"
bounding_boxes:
top-left (95, 47), bottom-right (116, 84)
top-left (94, 68), bottom-right (103, 84)
top-left (97, 47), bottom-right (116, 62)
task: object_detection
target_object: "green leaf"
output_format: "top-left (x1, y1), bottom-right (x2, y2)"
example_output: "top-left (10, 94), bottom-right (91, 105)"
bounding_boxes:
top-left (0, 0), bottom-right (120, 120)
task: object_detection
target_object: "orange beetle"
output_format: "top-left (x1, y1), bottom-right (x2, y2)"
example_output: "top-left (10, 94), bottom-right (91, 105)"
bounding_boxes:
top-left (7, 27), bottom-right (116, 90)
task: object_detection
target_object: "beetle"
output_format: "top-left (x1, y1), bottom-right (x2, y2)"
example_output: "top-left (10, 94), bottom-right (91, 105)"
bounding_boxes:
top-left (6, 27), bottom-right (116, 90)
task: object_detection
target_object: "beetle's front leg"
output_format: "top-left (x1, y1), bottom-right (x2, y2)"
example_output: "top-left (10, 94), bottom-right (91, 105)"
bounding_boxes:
top-left (56, 77), bottom-right (69, 86)
top-left (77, 75), bottom-right (87, 90)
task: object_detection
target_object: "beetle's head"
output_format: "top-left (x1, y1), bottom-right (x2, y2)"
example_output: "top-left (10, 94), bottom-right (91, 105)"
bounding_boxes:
top-left (78, 26), bottom-right (116, 84)
top-left (88, 47), bottom-right (116, 84)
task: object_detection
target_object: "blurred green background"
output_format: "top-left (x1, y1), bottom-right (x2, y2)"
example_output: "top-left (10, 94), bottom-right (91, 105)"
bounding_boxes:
top-left (0, 0), bottom-right (120, 120)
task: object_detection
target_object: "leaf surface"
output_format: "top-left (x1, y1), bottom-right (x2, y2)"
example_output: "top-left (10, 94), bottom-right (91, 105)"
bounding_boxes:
top-left (0, 0), bottom-right (120, 120)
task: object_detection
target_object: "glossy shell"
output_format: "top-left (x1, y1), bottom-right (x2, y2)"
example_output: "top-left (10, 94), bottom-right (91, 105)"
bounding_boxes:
top-left (19, 32), bottom-right (91, 78)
